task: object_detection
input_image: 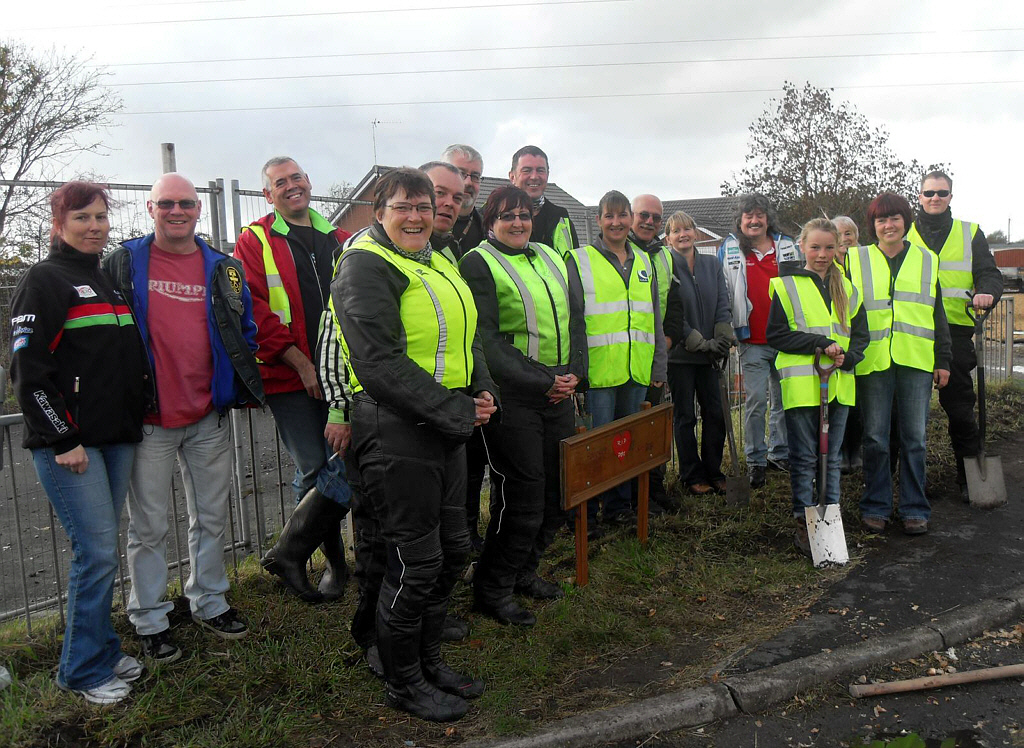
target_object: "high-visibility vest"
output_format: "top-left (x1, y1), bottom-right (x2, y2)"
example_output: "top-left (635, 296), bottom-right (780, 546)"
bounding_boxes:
top-left (907, 219), bottom-right (978, 327)
top-left (552, 216), bottom-right (575, 257)
top-left (647, 245), bottom-right (673, 317)
top-left (847, 243), bottom-right (938, 374)
top-left (341, 235), bottom-right (477, 393)
top-left (769, 274), bottom-right (859, 408)
top-left (569, 244), bottom-right (656, 388)
top-left (241, 223), bottom-right (291, 324)
top-left (240, 208), bottom-right (339, 325)
top-left (464, 241), bottom-right (571, 366)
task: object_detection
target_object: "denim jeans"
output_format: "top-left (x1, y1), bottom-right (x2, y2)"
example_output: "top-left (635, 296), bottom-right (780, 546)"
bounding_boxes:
top-left (859, 365), bottom-right (934, 522)
top-left (739, 343), bottom-right (788, 466)
top-left (33, 444), bottom-right (135, 690)
top-left (585, 382), bottom-right (648, 519)
top-left (785, 403), bottom-right (848, 517)
top-left (266, 391), bottom-right (352, 508)
top-left (126, 411), bottom-right (233, 634)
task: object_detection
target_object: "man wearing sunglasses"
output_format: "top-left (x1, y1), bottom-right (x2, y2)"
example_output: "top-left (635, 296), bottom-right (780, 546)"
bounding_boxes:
top-left (908, 170), bottom-right (1002, 502)
top-left (234, 157), bottom-right (354, 604)
top-left (629, 194), bottom-right (685, 512)
top-left (104, 173), bottom-right (264, 662)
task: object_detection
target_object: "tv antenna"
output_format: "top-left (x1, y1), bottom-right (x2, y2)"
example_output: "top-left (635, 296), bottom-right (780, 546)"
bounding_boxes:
top-left (371, 119), bottom-right (400, 167)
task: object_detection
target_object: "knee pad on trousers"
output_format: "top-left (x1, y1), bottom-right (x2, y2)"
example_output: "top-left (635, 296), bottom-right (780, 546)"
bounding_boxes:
top-left (378, 530), bottom-right (443, 624)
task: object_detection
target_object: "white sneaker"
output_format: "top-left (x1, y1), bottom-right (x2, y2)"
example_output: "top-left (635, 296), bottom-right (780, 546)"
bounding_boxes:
top-left (113, 654), bottom-right (145, 683)
top-left (61, 676), bottom-right (132, 705)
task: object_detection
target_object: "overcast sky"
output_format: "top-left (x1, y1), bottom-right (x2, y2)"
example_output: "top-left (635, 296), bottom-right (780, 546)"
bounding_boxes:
top-left (6, 0), bottom-right (1023, 239)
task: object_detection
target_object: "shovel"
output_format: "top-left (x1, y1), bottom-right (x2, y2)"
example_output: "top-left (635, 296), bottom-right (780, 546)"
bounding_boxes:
top-left (805, 349), bottom-right (849, 568)
top-left (964, 305), bottom-right (1007, 508)
top-left (711, 355), bottom-right (750, 507)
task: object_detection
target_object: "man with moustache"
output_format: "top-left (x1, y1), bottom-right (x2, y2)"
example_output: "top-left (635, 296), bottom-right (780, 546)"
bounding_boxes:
top-left (104, 173), bottom-right (263, 662)
top-left (907, 170), bottom-right (1002, 501)
top-left (719, 194), bottom-right (801, 488)
top-left (509, 145), bottom-right (579, 255)
top-left (442, 144), bottom-right (486, 258)
top-left (234, 157), bottom-right (353, 604)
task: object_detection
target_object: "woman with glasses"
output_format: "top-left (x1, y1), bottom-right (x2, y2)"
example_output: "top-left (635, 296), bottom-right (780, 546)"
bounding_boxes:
top-left (10, 182), bottom-right (152, 704)
top-left (459, 186), bottom-right (587, 627)
top-left (847, 192), bottom-right (951, 536)
top-left (334, 167), bottom-right (497, 722)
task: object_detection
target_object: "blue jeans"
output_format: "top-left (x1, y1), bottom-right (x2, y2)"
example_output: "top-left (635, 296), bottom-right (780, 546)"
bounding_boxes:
top-left (32, 444), bottom-right (135, 690)
top-left (266, 391), bottom-right (352, 508)
top-left (859, 365), bottom-right (933, 522)
top-left (739, 343), bottom-right (787, 466)
top-left (785, 403), bottom-right (848, 517)
top-left (585, 382), bottom-right (648, 519)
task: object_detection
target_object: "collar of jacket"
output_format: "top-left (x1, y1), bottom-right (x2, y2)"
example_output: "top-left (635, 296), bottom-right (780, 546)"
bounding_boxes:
top-left (49, 241), bottom-right (101, 267)
top-left (270, 208), bottom-right (335, 236)
top-left (628, 231), bottom-right (662, 254)
top-left (915, 207), bottom-right (954, 234)
top-left (487, 237), bottom-right (535, 257)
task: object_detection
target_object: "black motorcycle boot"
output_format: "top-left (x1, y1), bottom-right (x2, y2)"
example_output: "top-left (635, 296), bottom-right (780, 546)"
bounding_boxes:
top-left (421, 604), bottom-right (484, 699)
top-left (260, 487), bottom-right (331, 603)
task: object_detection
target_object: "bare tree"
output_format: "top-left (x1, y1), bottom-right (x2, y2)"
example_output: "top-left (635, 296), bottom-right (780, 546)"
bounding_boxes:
top-left (0, 43), bottom-right (123, 245)
top-left (722, 82), bottom-right (947, 235)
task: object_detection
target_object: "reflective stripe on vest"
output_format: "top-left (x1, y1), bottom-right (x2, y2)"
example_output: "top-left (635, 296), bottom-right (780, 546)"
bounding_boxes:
top-left (649, 246), bottom-right (672, 315)
top-left (907, 219), bottom-right (977, 326)
top-left (553, 217), bottom-right (574, 257)
top-left (849, 243), bottom-right (937, 374)
top-left (341, 236), bottom-right (477, 393)
top-left (570, 245), bottom-right (656, 388)
top-left (243, 224), bottom-right (291, 324)
top-left (770, 274), bottom-right (856, 408)
top-left (469, 241), bottom-right (570, 365)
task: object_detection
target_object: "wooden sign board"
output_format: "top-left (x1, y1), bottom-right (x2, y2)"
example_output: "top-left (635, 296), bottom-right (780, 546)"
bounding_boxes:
top-left (560, 401), bottom-right (673, 586)
top-left (561, 401), bottom-right (673, 510)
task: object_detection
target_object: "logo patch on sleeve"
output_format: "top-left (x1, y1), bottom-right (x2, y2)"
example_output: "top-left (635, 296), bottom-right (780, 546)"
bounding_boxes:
top-left (74, 285), bottom-right (97, 298)
top-left (12, 335), bottom-right (28, 352)
top-left (226, 266), bottom-right (243, 295)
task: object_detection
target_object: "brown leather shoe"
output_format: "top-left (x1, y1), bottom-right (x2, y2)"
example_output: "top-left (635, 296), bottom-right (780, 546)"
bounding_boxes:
top-left (688, 482), bottom-right (715, 495)
top-left (712, 478), bottom-right (727, 494)
top-left (861, 516), bottom-right (886, 534)
top-left (793, 518), bottom-right (812, 558)
top-left (902, 518), bottom-right (928, 536)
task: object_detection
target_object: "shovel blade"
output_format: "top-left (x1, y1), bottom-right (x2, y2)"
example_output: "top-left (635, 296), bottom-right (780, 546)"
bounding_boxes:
top-left (805, 504), bottom-right (849, 568)
top-left (965, 455), bottom-right (1007, 509)
top-left (725, 476), bottom-right (750, 507)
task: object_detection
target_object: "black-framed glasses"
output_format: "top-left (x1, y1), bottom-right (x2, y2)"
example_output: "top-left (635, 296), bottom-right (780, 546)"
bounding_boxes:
top-left (154, 199), bottom-right (198, 210)
top-left (638, 211), bottom-right (663, 224)
top-left (386, 203), bottom-right (434, 216)
top-left (922, 190), bottom-right (950, 198)
top-left (457, 169), bottom-right (482, 184)
top-left (497, 211), bottom-right (532, 222)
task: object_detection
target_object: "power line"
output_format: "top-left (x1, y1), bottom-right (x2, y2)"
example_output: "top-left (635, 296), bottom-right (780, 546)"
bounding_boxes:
top-left (13, 0), bottom-right (625, 31)
top-left (100, 27), bottom-right (1024, 68)
top-left (121, 79), bottom-right (1024, 116)
top-left (112, 48), bottom-right (1024, 88)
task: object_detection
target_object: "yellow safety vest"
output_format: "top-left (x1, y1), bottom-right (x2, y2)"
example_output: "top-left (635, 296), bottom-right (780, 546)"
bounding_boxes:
top-left (769, 274), bottom-right (859, 408)
top-left (552, 216), bottom-right (575, 257)
top-left (848, 243), bottom-right (938, 374)
top-left (647, 245), bottom-right (673, 318)
top-left (340, 235), bottom-right (477, 393)
top-left (569, 244), bottom-right (656, 388)
top-left (907, 219), bottom-right (978, 327)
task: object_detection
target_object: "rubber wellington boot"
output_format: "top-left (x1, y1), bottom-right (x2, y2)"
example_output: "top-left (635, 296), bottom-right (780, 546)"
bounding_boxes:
top-left (421, 606), bottom-right (484, 699)
top-left (318, 515), bottom-right (350, 601)
top-left (261, 487), bottom-right (330, 603)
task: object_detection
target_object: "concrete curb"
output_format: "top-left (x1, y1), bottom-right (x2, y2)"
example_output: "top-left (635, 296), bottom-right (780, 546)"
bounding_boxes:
top-left (465, 583), bottom-right (1024, 748)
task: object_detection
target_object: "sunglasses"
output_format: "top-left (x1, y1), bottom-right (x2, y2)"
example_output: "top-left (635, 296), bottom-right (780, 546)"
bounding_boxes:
top-left (921, 190), bottom-right (950, 198)
top-left (638, 211), bottom-right (663, 224)
top-left (154, 199), bottom-right (198, 210)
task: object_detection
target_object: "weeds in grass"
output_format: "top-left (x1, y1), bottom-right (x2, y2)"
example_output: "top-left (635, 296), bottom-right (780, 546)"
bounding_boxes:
top-left (2, 385), bottom-right (1020, 747)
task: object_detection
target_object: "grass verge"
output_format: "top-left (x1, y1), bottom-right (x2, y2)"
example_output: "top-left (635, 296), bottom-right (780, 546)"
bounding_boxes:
top-left (2, 384), bottom-right (1022, 747)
